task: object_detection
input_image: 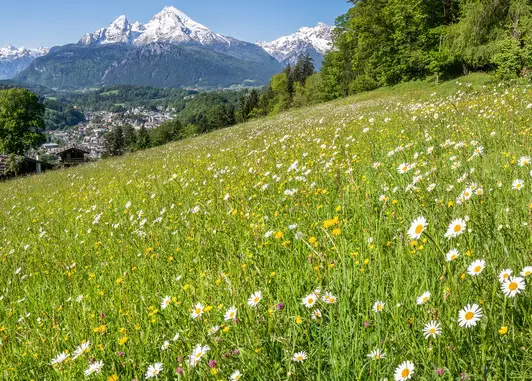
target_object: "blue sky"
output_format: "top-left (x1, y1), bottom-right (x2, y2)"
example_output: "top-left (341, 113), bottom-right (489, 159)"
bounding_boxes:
top-left (0, 0), bottom-right (350, 48)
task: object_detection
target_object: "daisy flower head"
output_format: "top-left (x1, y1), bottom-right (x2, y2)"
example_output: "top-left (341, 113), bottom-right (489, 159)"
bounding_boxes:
top-left (521, 266), bottom-right (532, 277)
top-left (458, 304), bottom-right (482, 328)
top-left (84, 360), bottom-right (104, 376)
top-left (501, 276), bottom-right (526, 298)
top-left (312, 309), bottom-right (322, 320)
top-left (247, 291), bottom-right (262, 307)
top-left (292, 351), bottom-right (307, 362)
top-left (467, 259), bottom-right (486, 276)
top-left (51, 351), bottom-right (69, 365)
top-left (422, 320), bottom-right (441, 339)
top-left (394, 361), bottom-right (415, 380)
top-left (161, 341), bottom-right (170, 350)
top-left (398, 163), bottom-right (410, 174)
top-left (188, 344), bottom-right (210, 367)
top-left (498, 269), bottom-right (513, 283)
top-left (322, 292), bottom-right (337, 304)
top-left (302, 293), bottom-right (317, 308)
top-left (512, 179), bottom-right (524, 190)
top-left (72, 341), bottom-right (90, 360)
top-left (407, 216), bottom-right (427, 240)
top-left (161, 296), bottom-right (171, 310)
top-left (416, 291), bottom-right (431, 305)
top-left (191, 303), bottom-right (204, 319)
top-left (229, 370), bottom-right (242, 381)
top-left (372, 301), bottom-right (385, 313)
top-left (445, 218), bottom-right (467, 239)
top-left (446, 248), bottom-right (460, 262)
top-left (145, 362), bottom-right (163, 379)
top-left (224, 306), bottom-right (237, 321)
top-left (367, 348), bottom-right (386, 360)
top-left (518, 156), bottom-right (531, 167)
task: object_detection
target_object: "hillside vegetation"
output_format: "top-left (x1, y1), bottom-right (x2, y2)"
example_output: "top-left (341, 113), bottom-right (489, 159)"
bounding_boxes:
top-left (1, 74), bottom-right (532, 380)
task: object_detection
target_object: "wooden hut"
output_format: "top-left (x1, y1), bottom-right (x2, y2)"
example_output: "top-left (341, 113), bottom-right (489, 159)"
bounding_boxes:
top-left (0, 155), bottom-right (54, 179)
top-left (56, 147), bottom-right (90, 166)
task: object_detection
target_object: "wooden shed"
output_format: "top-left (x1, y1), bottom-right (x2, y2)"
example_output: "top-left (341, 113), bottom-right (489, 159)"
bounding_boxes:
top-left (0, 155), bottom-right (54, 179)
top-left (56, 147), bottom-right (90, 166)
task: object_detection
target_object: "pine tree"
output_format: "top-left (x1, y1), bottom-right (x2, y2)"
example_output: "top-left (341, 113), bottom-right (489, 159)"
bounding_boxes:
top-left (136, 125), bottom-right (151, 150)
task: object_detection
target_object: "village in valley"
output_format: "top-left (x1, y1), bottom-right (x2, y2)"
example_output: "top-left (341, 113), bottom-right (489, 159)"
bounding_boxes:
top-left (43, 107), bottom-right (175, 159)
top-left (0, 106), bottom-right (175, 178)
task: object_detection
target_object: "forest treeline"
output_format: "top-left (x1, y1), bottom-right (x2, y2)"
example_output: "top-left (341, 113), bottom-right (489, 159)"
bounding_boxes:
top-left (210, 0), bottom-right (532, 126)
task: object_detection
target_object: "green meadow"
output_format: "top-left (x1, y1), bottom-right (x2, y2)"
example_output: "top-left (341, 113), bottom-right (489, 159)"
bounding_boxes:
top-left (1, 74), bottom-right (532, 380)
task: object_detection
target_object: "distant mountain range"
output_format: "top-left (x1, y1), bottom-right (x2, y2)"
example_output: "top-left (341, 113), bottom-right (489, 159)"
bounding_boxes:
top-left (0, 44), bottom-right (48, 80)
top-left (5, 7), bottom-right (334, 89)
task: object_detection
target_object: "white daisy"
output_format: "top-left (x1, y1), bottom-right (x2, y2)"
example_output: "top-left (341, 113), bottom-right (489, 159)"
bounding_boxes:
top-left (247, 291), bottom-right (262, 307)
top-left (188, 344), bottom-right (210, 367)
top-left (422, 320), bottom-right (441, 339)
top-left (416, 291), bottom-right (431, 305)
top-left (407, 216), bottom-right (427, 240)
top-left (394, 360), bottom-right (415, 380)
top-left (445, 218), bottom-right (467, 239)
top-left (446, 248), bottom-right (460, 262)
top-left (322, 292), bottom-right (337, 304)
top-left (501, 276), bottom-right (526, 298)
top-left (367, 348), bottom-right (386, 360)
top-left (51, 351), bottom-right (69, 365)
top-left (518, 156), bottom-right (530, 167)
top-left (72, 341), bottom-right (90, 360)
top-left (292, 351), bottom-right (307, 362)
top-left (521, 266), bottom-right (532, 277)
top-left (229, 370), bottom-right (242, 381)
top-left (302, 293), bottom-right (317, 308)
top-left (191, 303), bottom-right (204, 319)
top-left (512, 179), bottom-right (524, 190)
top-left (145, 362), bottom-right (163, 379)
top-left (84, 360), bottom-right (104, 376)
top-left (498, 269), bottom-right (513, 283)
top-left (467, 259), bottom-right (486, 276)
top-left (458, 304), bottom-right (482, 328)
top-left (160, 296), bottom-right (171, 310)
top-left (372, 301), bottom-right (385, 313)
top-left (224, 306), bottom-right (237, 321)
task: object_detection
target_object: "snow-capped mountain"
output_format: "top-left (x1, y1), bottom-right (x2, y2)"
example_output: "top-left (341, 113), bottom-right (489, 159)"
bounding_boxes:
top-left (257, 23), bottom-right (334, 67)
top-left (0, 43), bottom-right (49, 80)
top-left (79, 6), bottom-right (231, 47)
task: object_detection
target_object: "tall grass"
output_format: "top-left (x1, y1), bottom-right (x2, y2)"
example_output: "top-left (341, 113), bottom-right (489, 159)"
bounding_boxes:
top-left (0, 74), bottom-right (531, 380)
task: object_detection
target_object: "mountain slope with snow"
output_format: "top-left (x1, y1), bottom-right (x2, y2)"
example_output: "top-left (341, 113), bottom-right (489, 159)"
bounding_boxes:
top-left (0, 44), bottom-right (49, 80)
top-left (79, 7), bottom-right (231, 47)
top-left (18, 7), bottom-right (281, 89)
top-left (257, 23), bottom-right (334, 68)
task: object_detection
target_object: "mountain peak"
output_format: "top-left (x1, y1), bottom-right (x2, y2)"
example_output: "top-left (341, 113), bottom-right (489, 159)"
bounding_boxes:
top-left (79, 6), bottom-right (230, 47)
top-left (257, 23), bottom-right (334, 67)
top-left (3, 43), bottom-right (15, 50)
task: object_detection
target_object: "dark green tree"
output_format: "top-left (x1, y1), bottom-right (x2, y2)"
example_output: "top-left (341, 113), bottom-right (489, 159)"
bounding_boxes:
top-left (123, 124), bottom-right (138, 152)
top-left (137, 125), bottom-right (151, 150)
top-left (0, 88), bottom-right (46, 155)
top-left (103, 125), bottom-right (125, 157)
top-left (150, 119), bottom-right (184, 146)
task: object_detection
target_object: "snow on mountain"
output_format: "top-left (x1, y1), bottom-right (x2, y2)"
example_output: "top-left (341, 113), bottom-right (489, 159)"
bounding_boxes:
top-left (0, 43), bottom-right (49, 60)
top-left (257, 23), bottom-right (334, 67)
top-left (79, 6), bottom-right (230, 46)
top-left (0, 43), bottom-right (49, 79)
top-left (79, 15), bottom-right (140, 45)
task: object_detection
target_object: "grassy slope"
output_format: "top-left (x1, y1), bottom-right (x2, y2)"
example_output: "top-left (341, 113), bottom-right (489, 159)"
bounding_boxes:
top-left (1, 73), bottom-right (532, 380)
